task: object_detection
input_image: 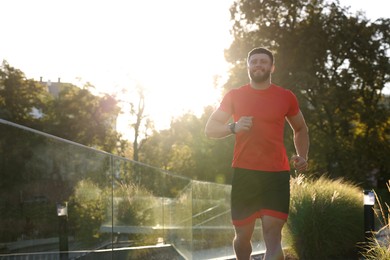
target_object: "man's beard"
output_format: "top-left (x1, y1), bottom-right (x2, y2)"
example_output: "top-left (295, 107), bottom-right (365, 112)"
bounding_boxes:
top-left (249, 70), bottom-right (271, 83)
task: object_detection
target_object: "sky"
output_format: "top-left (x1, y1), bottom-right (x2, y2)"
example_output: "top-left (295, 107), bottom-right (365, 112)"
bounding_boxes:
top-left (338, 0), bottom-right (390, 19)
top-left (1, 0), bottom-right (389, 138)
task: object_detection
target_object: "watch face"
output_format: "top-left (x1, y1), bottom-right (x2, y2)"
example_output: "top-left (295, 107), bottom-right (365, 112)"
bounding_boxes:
top-left (229, 122), bottom-right (236, 134)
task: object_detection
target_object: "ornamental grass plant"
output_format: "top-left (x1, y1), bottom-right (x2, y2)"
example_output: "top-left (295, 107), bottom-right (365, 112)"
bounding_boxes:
top-left (360, 182), bottom-right (390, 260)
top-left (285, 174), bottom-right (364, 259)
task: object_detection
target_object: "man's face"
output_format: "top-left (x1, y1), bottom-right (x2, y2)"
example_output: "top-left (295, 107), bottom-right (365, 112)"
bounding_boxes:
top-left (248, 53), bottom-right (274, 83)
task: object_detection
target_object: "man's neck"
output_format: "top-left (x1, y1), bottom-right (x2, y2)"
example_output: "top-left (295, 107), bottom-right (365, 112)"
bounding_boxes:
top-left (250, 80), bottom-right (272, 90)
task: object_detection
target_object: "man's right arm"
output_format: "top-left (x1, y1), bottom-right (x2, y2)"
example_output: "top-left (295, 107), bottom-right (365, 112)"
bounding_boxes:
top-left (204, 109), bottom-right (233, 139)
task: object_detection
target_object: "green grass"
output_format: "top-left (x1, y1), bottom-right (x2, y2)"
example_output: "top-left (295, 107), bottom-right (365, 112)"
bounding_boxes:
top-left (285, 174), bottom-right (364, 259)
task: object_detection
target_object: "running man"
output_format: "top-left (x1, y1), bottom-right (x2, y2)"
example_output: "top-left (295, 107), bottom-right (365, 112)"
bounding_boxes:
top-left (205, 47), bottom-right (309, 260)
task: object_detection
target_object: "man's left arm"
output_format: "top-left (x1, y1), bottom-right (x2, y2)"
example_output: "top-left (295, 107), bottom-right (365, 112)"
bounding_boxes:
top-left (286, 110), bottom-right (310, 172)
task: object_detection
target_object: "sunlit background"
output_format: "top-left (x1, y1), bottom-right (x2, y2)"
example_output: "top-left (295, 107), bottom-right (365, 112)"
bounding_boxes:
top-left (1, 0), bottom-right (388, 139)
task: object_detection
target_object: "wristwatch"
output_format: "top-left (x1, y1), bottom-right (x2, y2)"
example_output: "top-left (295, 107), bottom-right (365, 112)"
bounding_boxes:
top-left (228, 122), bottom-right (236, 134)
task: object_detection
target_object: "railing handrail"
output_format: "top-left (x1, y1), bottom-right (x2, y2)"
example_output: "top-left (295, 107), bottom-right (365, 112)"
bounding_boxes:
top-left (0, 118), bottom-right (192, 181)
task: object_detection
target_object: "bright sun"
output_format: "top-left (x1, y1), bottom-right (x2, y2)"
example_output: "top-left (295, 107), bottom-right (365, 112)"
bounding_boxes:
top-left (108, 0), bottom-right (233, 136)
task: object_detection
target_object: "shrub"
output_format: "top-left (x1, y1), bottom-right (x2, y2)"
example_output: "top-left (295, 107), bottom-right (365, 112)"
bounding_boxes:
top-left (69, 179), bottom-right (109, 244)
top-left (115, 182), bottom-right (157, 227)
top-left (285, 174), bottom-right (364, 259)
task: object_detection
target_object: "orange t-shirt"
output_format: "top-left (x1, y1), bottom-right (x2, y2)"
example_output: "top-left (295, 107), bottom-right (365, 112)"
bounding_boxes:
top-left (219, 84), bottom-right (299, 171)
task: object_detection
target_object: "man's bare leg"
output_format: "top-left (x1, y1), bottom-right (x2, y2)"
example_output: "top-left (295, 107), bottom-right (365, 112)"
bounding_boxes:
top-left (233, 221), bottom-right (256, 260)
top-left (261, 215), bottom-right (285, 260)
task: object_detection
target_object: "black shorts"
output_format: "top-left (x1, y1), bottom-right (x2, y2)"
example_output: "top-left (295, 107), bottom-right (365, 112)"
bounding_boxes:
top-left (231, 168), bottom-right (290, 226)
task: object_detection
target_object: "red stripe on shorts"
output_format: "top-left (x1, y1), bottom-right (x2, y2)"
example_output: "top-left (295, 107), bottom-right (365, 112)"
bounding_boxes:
top-left (232, 209), bottom-right (288, 226)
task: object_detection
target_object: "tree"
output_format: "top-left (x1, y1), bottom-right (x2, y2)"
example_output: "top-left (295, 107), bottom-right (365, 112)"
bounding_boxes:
top-left (42, 82), bottom-right (121, 152)
top-left (115, 86), bottom-right (154, 162)
top-left (0, 61), bottom-right (122, 152)
top-left (224, 0), bottom-right (390, 186)
top-left (140, 107), bottom-right (234, 183)
top-left (128, 87), bottom-right (154, 162)
top-left (0, 62), bottom-right (124, 190)
top-left (0, 61), bottom-right (52, 189)
top-left (0, 60), bottom-right (50, 127)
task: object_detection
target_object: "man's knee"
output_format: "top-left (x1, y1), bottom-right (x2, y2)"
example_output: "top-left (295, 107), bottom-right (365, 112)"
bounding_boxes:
top-left (261, 216), bottom-right (285, 237)
top-left (234, 221), bottom-right (256, 241)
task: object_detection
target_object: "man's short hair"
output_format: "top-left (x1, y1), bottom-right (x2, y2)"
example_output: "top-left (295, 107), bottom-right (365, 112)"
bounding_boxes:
top-left (247, 47), bottom-right (274, 64)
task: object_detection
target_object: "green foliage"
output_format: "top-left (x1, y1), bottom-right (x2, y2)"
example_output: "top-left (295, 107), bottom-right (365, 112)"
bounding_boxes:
top-left (0, 124), bottom-right (34, 189)
top-left (363, 237), bottom-right (390, 260)
top-left (42, 84), bottom-right (120, 151)
top-left (114, 182), bottom-right (162, 245)
top-left (68, 179), bottom-right (109, 243)
top-left (0, 61), bottom-right (122, 153)
top-left (0, 60), bottom-right (50, 125)
top-left (286, 175), bottom-right (364, 259)
top-left (140, 107), bottom-right (234, 183)
top-left (115, 182), bottom-right (157, 226)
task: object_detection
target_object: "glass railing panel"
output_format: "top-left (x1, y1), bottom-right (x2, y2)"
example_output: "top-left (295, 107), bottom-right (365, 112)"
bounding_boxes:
top-left (0, 120), bottom-right (113, 257)
top-left (110, 158), bottom-right (166, 248)
top-left (165, 181), bottom-right (193, 259)
top-left (109, 155), bottom-right (193, 259)
top-left (190, 181), bottom-right (233, 259)
top-left (191, 180), bottom-right (265, 259)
